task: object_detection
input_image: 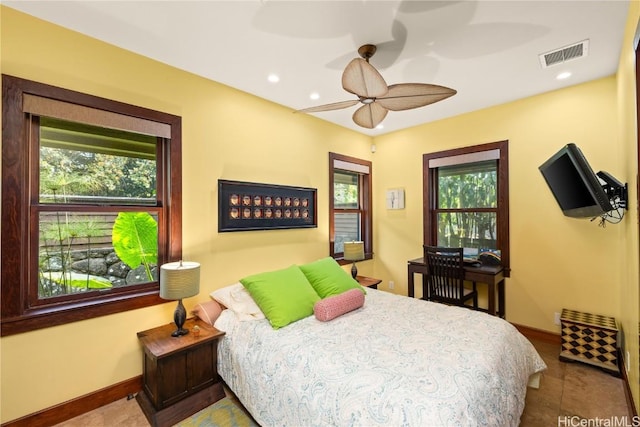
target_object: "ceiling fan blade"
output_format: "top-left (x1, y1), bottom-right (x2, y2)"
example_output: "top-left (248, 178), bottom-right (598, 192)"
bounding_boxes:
top-left (342, 58), bottom-right (389, 98)
top-left (295, 99), bottom-right (359, 113)
top-left (352, 102), bottom-right (388, 129)
top-left (376, 83), bottom-right (457, 111)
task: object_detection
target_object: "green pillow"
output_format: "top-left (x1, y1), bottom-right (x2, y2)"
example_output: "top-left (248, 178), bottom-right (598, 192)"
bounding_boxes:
top-left (299, 257), bottom-right (365, 298)
top-left (240, 265), bottom-right (320, 329)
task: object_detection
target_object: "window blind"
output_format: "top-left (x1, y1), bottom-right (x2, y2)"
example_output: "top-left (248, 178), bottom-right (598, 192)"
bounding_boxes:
top-left (428, 149), bottom-right (500, 168)
top-left (23, 93), bottom-right (171, 138)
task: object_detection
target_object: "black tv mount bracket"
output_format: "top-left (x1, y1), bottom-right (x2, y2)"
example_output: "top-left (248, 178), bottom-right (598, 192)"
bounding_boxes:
top-left (597, 171), bottom-right (628, 210)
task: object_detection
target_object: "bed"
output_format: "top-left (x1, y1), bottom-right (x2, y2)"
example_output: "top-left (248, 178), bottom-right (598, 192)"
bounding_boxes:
top-left (211, 269), bottom-right (546, 427)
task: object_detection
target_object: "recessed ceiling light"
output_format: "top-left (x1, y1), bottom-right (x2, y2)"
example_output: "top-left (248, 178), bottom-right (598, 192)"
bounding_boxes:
top-left (267, 74), bottom-right (280, 83)
top-left (310, 92), bottom-right (320, 100)
top-left (556, 71), bottom-right (572, 80)
top-left (376, 124), bottom-right (384, 130)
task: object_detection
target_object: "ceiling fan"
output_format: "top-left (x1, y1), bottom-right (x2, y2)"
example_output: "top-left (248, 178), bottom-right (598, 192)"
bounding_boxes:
top-left (296, 44), bottom-right (457, 129)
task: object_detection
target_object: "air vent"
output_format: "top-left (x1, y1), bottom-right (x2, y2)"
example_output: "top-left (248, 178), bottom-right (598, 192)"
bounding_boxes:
top-left (539, 40), bottom-right (589, 68)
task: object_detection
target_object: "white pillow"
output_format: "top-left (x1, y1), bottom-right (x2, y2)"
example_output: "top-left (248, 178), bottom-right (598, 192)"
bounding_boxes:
top-left (210, 282), bottom-right (265, 321)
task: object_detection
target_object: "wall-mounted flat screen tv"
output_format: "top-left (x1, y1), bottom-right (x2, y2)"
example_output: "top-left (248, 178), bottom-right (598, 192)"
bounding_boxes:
top-left (539, 143), bottom-right (613, 218)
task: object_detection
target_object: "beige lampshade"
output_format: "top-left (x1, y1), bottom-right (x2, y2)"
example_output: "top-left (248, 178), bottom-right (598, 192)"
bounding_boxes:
top-left (343, 241), bottom-right (365, 261)
top-left (159, 261), bottom-right (200, 300)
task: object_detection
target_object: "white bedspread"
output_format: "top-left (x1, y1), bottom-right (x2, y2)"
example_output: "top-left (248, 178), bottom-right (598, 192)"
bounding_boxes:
top-left (215, 289), bottom-right (546, 427)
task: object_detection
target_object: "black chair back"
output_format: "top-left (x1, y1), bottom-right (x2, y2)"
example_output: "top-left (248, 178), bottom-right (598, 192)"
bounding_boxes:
top-left (424, 246), bottom-right (478, 309)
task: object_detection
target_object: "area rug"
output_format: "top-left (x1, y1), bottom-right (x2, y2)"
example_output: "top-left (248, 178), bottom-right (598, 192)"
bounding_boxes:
top-left (175, 397), bottom-right (258, 427)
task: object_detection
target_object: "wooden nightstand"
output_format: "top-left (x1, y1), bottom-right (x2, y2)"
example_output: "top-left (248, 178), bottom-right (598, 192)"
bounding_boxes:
top-left (356, 275), bottom-right (382, 289)
top-left (136, 318), bottom-right (225, 427)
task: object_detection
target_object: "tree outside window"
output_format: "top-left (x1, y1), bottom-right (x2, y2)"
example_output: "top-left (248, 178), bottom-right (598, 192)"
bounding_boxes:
top-left (329, 153), bottom-right (372, 260)
top-left (436, 161), bottom-right (498, 251)
top-left (423, 141), bottom-right (510, 275)
top-left (38, 118), bottom-right (160, 299)
top-left (1, 75), bottom-right (182, 336)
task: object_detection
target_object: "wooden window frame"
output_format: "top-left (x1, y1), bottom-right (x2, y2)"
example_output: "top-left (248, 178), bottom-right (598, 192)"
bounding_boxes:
top-left (1, 75), bottom-right (183, 336)
top-left (423, 140), bottom-right (510, 276)
top-left (329, 152), bottom-right (373, 262)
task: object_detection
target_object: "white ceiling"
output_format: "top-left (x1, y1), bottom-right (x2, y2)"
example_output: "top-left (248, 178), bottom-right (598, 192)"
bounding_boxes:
top-left (4, 1), bottom-right (630, 136)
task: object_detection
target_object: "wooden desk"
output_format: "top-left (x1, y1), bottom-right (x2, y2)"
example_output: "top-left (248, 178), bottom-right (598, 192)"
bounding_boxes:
top-left (407, 257), bottom-right (505, 318)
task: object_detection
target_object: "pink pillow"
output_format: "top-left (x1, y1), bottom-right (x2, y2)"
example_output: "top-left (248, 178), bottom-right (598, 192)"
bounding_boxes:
top-left (314, 288), bottom-right (365, 322)
top-left (192, 300), bottom-right (223, 325)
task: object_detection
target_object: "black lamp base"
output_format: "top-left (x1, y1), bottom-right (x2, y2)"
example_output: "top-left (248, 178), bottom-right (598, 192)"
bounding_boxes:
top-left (171, 328), bottom-right (189, 337)
top-left (171, 299), bottom-right (189, 337)
top-left (351, 262), bottom-right (358, 279)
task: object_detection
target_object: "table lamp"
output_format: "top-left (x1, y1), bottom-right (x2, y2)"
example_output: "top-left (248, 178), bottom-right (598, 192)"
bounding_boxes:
top-left (160, 260), bottom-right (200, 337)
top-left (343, 241), bottom-right (365, 279)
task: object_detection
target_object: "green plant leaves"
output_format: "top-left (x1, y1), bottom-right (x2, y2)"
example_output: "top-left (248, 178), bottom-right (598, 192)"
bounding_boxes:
top-left (112, 212), bottom-right (158, 276)
top-left (45, 272), bottom-right (112, 289)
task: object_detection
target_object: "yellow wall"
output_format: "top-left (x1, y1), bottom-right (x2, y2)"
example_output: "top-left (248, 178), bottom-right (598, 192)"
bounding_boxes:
top-left (1, 4), bottom-right (639, 422)
top-left (371, 3), bottom-right (640, 409)
top-left (0, 7), bottom-right (373, 422)
top-left (617, 0), bottom-right (640, 409)
top-left (374, 77), bottom-right (622, 325)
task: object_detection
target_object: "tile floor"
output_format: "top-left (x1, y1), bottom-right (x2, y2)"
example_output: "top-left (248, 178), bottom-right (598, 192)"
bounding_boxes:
top-left (55, 337), bottom-right (635, 426)
top-left (521, 338), bottom-right (633, 426)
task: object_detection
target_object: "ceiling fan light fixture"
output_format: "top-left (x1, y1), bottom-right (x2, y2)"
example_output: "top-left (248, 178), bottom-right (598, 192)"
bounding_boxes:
top-left (353, 102), bottom-right (387, 129)
top-left (295, 44), bottom-right (456, 129)
top-left (357, 44), bottom-right (377, 62)
top-left (342, 58), bottom-right (388, 98)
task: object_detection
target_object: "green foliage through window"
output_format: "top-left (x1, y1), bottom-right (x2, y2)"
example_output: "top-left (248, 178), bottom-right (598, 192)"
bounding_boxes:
top-left (2, 75), bottom-right (182, 336)
top-left (37, 118), bottom-right (160, 299)
top-left (329, 153), bottom-right (372, 261)
top-left (39, 117), bottom-right (156, 204)
top-left (112, 212), bottom-right (158, 281)
top-left (436, 160), bottom-right (498, 250)
top-left (333, 171), bottom-right (361, 253)
top-left (334, 171), bottom-right (358, 209)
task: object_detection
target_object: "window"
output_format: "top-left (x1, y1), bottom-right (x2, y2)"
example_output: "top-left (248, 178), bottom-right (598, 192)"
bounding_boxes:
top-left (1, 75), bottom-right (182, 336)
top-left (329, 153), bottom-right (372, 260)
top-left (423, 141), bottom-right (510, 275)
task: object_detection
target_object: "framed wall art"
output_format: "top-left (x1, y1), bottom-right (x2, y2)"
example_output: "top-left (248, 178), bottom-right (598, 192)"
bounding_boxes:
top-left (218, 180), bottom-right (317, 232)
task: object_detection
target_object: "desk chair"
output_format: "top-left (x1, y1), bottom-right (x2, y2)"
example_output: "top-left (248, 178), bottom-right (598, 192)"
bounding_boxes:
top-left (424, 246), bottom-right (478, 310)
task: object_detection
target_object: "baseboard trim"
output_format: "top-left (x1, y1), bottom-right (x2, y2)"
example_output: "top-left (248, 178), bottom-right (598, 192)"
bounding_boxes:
top-left (512, 322), bottom-right (561, 344)
top-left (1, 376), bottom-right (142, 427)
top-left (619, 353), bottom-right (639, 418)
